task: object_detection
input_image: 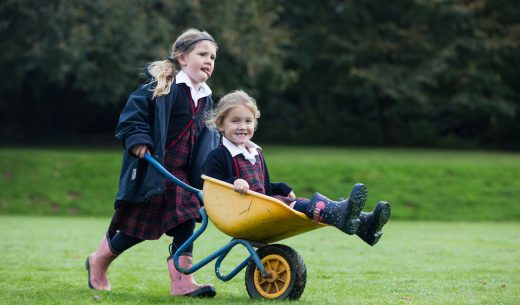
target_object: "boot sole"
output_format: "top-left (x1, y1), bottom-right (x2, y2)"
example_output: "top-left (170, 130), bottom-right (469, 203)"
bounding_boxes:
top-left (184, 286), bottom-right (216, 298)
top-left (344, 183), bottom-right (367, 234)
top-left (86, 255), bottom-right (112, 290)
top-left (369, 202), bottom-right (391, 246)
top-left (374, 201), bottom-right (391, 232)
top-left (85, 257), bottom-right (94, 289)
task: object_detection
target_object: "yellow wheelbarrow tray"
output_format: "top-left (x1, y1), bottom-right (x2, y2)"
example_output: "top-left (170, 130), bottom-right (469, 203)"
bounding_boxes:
top-left (144, 153), bottom-right (327, 300)
top-left (202, 174), bottom-right (326, 244)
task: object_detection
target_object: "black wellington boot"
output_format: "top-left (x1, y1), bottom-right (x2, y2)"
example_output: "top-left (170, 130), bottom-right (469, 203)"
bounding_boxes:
top-left (306, 183), bottom-right (367, 234)
top-left (356, 201), bottom-right (391, 246)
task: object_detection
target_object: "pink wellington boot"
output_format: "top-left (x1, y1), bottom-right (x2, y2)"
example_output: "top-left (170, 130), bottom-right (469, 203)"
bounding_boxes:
top-left (167, 256), bottom-right (216, 297)
top-left (86, 235), bottom-right (118, 290)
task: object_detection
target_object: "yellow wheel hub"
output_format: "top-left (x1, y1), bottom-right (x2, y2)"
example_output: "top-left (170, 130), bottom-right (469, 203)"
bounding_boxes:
top-left (253, 254), bottom-right (291, 299)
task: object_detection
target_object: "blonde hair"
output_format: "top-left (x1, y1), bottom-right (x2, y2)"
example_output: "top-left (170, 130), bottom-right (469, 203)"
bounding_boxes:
top-left (147, 28), bottom-right (217, 99)
top-left (207, 90), bottom-right (261, 131)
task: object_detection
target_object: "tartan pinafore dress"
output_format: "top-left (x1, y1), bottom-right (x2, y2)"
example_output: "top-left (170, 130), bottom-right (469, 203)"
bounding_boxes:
top-left (108, 90), bottom-right (205, 240)
top-left (233, 150), bottom-right (299, 205)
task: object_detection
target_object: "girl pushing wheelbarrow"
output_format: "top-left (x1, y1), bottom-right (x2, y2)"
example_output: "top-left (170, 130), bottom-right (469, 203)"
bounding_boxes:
top-left (86, 28), bottom-right (218, 297)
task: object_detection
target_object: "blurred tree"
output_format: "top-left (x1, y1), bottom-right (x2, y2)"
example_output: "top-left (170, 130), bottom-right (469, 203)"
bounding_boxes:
top-left (0, 0), bottom-right (290, 141)
top-left (271, 0), bottom-right (519, 148)
top-left (423, 0), bottom-right (520, 148)
top-left (0, 0), bottom-right (518, 149)
top-left (160, 0), bottom-right (294, 97)
top-left (0, 0), bottom-right (171, 139)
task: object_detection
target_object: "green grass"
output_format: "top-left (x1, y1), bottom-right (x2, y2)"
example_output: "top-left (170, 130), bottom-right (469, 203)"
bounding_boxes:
top-left (1, 147), bottom-right (520, 220)
top-left (0, 148), bottom-right (121, 216)
top-left (0, 216), bottom-right (518, 305)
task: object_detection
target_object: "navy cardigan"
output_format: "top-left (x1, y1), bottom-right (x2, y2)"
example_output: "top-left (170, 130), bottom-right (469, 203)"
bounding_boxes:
top-left (202, 145), bottom-right (293, 197)
top-left (114, 82), bottom-right (212, 205)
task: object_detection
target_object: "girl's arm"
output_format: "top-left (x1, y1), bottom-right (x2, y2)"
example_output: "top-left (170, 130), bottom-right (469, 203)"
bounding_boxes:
top-left (260, 152), bottom-right (294, 197)
top-left (203, 150), bottom-right (250, 194)
top-left (233, 179), bottom-right (249, 195)
top-left (271, 182), bottom-right (294, 197)
top-left (115, 85), bottom-right (155, 156)
top-left (132, 144), bottom-right (151, 159)
top-left (202, 149), bottom-right (238, 184)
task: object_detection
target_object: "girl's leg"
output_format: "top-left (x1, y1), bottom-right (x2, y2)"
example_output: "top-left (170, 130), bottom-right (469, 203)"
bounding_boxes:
top-left (356, 201), bottom-right (391, 246)
top-left (109, 231), bottom-right (144, 254)
top-left (292, 201), bottom-right (307, 213)
top-left (291, 183), bottom-right (367, 235)
top-left (168, 219), bottom-right (195, 256)
top-left (86, 232), bottom-right (144, 290)
top-left (166, 219), bottom-right (216, 298)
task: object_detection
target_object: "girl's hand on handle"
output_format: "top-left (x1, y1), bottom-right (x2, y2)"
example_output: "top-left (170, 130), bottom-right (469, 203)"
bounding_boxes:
top-left (234, 179), bottom-right (250, 195)
top-left (132, 145), bottom-right (150, 159)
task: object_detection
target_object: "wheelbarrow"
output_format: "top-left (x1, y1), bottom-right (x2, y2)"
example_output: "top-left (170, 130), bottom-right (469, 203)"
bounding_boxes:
top-left (145, 153), bottom-right (326, 300)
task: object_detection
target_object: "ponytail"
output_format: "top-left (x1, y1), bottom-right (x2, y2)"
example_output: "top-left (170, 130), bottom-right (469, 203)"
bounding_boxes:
top-left (147, 60), bottom-right (176, 99)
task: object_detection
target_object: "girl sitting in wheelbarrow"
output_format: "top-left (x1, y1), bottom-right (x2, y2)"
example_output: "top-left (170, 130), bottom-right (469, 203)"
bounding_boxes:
top-left (202, 90), bottom-right (391, 246)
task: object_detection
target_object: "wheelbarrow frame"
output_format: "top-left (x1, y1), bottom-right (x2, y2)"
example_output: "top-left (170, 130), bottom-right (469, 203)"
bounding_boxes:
top-left (144, 153), bottom-right (269, 280)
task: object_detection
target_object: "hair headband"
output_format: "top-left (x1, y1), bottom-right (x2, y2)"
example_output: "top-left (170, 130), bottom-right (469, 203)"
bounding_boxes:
top-left (174, 35), bottom-right (216, 52)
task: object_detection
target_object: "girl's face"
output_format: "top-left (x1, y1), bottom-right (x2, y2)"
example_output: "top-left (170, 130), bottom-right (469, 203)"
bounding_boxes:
top-left (178, 40), bottom-right (217, 89)
top-left (218, 105), bottom-right (256, 148)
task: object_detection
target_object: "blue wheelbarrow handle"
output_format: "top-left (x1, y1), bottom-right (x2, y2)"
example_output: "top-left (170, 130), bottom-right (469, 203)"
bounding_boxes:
top-left (143, 153), bottom-right (203, 203)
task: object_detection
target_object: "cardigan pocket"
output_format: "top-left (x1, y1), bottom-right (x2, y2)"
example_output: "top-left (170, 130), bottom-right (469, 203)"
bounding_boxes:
top-left (116, 154), bottom-right (151, 203)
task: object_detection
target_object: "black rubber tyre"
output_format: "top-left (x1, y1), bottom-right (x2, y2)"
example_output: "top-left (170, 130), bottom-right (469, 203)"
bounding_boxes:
top-left (245, 244), bottom-right (306, 300)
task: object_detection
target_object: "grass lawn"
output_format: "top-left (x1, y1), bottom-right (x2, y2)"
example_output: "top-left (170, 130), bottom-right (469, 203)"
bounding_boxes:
top-left (1, 147), bottom-right (520, 221)
top-left (0, 216), bottom-right (518, 305)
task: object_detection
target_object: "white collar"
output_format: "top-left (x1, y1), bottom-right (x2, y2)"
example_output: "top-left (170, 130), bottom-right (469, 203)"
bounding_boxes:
top-left (175, 70), bottom-right (212, 106)
top-left (222, 137), bottom-right (261, 164)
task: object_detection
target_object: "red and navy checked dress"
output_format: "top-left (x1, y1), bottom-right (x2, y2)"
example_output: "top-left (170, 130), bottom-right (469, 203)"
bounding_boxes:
top-left (234, 152), bottom-right (301, 205)
top-left (108, 94), bottom-right (204, 240)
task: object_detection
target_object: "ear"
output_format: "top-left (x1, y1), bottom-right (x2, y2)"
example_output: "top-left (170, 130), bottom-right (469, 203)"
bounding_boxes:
top-left (177, 53), bottom-right (187, 67)
top-left (215, 119), bottom-right (224, 132)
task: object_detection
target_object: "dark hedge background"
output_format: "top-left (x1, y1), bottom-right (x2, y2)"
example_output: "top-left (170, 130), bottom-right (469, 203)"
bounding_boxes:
top-left (1, 0), bottom-right (519, 149)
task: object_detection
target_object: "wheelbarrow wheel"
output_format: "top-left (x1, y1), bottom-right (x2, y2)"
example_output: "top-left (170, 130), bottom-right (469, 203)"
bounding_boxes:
top-left (245, 244), bottom-right (306, 300)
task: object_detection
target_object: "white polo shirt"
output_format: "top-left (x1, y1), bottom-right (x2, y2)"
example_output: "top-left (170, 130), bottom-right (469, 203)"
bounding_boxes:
top-left (222, 137), bottom-right (262, 164)
top-left (175, 70), bottom-right (212, 107)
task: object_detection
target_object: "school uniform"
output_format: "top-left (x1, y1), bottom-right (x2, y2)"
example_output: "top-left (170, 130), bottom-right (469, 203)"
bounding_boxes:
top-left (109, 71), bottom-right (213, 240)
top-left (202, 138), bottom-right (300, 205)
